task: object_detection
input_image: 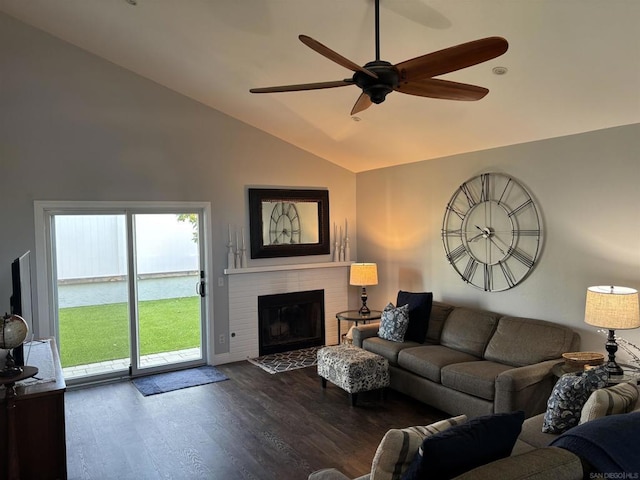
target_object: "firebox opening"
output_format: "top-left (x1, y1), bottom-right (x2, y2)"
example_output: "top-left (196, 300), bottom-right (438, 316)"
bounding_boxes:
top-left (258, 289), bottom-right (325, 356)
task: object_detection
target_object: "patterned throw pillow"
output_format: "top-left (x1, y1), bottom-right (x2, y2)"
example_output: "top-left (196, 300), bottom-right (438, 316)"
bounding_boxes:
top-left (370, 415), bottom-right (467, 480)
top-left (579, 381), bottom-right (639, 424)
top-left (542, 365), bottom-right (609, 434)
top-left (378, 303), bottom-right (410, 342)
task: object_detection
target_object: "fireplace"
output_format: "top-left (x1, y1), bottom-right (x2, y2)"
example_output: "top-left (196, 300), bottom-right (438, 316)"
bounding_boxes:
top-left (258, 289), bottom-right (325, 356)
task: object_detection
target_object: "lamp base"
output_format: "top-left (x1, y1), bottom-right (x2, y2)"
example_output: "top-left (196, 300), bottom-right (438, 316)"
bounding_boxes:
top-left (604, 329), bottom-right (624, 377)
top-left (604, 361), bottom-right (624, 377)
top-left (359, 287), bottom-right (371, 316)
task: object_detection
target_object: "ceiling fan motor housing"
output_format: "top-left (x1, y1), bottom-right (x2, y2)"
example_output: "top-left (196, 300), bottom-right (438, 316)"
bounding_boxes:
top-left (354, 61), bottom-right (400, 104)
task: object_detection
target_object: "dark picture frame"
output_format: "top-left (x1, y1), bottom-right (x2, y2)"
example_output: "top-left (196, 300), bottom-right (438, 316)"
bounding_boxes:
top-left (249, 188), bottom-right (330, 258)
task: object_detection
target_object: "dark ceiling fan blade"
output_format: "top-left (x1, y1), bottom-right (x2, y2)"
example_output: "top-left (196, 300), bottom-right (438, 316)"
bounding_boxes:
top-left (299, 35), bottom-right (378, 79)
top-left (350, 92), bottom-right (373, 115)
top-left (250, 79), bottom-right (353, 93)
top-left (395, 37), bottom-right (508, 81)
top-left (396, 78), bottom-right (489, 101)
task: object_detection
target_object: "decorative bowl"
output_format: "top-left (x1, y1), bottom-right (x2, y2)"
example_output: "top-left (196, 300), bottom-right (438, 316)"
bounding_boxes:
top-left (562, 351), bottom-right (604, 368)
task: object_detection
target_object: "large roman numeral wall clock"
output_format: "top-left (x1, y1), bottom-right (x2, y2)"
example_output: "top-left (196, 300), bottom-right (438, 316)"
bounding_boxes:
top-left (441, 173), bottom-right (542, 291)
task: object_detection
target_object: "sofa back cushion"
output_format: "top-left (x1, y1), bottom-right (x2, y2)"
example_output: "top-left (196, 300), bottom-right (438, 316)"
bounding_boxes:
top-left (440, 308), bottom-right (500, 357)
top-left (484, 316), bottom-right (578, 367)
top-left (425, 301), bottom-right (454, 343)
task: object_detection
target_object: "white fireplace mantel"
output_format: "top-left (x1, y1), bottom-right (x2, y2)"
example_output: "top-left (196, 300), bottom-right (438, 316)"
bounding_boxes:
top-left (224, 261), bottom-right (352, 275)
top-left (223, 262), bottom-right (352, 363)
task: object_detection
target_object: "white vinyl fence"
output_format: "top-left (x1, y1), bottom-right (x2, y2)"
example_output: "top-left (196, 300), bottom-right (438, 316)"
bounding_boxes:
top-left (55, 214), bottom-right (199, 307)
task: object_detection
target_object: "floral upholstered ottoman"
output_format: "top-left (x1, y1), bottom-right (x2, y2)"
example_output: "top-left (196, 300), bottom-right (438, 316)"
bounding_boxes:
top-left (317, 344), bottom-right (390, 406)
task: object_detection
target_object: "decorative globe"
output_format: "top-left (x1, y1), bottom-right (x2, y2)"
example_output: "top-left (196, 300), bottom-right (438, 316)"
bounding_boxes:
top-left (0, 314), bottom-right (29, 350)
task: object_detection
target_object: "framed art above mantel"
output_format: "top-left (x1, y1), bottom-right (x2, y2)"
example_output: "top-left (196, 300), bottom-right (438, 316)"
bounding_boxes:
top-left (248, 188), bottom-right (330, 259)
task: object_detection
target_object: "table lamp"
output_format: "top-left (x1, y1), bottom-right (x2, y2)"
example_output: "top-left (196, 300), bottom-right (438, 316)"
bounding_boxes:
top-left (584, 285), bottom-right (640, 376)
top-left (350, 263), bottom-right (378, 315)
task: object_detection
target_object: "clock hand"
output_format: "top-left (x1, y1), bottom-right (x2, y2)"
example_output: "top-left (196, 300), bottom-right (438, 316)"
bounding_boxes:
top-left (492, 234), bottom-right (512, 251)
top-left (488, 236), bottom-right (506, 256)
top-left (474, 225), bottom-right (492, 238)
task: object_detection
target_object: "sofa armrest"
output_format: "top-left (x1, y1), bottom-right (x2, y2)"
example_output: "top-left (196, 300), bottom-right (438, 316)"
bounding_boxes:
top-left (497, 359), bottom-right (560, 390)
top-left (494, 359), bottom-right (560, 417)
top-left (308, 469), bottom-right (370, 480)
top-left (352, 323), bottom-right (380, 347)
top-left (452, 447), bottom-right (582, 480)
top-left (308, 468), bottom-right (352, 480)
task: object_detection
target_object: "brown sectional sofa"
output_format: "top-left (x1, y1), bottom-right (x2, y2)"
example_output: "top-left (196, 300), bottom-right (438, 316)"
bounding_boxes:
top-left (352, 301), bottom-right (580, 419)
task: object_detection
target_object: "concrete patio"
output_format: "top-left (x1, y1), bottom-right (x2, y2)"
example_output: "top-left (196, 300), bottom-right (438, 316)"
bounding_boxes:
top-left (62, 347), bottom-right (201, 380)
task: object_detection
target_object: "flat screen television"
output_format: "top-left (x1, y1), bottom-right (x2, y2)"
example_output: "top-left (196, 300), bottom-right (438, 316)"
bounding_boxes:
top-left (9, 251), bottom-right (33, 366)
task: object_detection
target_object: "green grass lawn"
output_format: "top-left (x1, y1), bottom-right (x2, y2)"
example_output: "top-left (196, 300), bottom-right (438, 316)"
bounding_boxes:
top-left (59, 297), bottom-right (200, 368)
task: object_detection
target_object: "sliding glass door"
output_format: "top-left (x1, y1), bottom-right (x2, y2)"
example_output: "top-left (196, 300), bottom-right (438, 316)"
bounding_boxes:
top-left (46, 204), bottom-right (208, 383)
top-left (130, 213), bottom-right (203, 375)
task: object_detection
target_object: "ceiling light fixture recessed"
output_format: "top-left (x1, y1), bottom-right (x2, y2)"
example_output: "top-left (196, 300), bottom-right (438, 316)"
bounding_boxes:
top-left (492, 66), bottom-right (508, 75)
top-left (126, 0), bottom-right (137, 5)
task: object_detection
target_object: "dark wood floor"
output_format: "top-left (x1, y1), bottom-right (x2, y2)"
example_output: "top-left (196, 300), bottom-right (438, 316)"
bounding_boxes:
top-left (65, 361), bottom-right (447, 480)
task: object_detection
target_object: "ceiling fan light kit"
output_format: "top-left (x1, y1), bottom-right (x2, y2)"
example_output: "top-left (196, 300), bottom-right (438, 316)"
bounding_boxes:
top-left (250, 0), bottom-right (508, 115)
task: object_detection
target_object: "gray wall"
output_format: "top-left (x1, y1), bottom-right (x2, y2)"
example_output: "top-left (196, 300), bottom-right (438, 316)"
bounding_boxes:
top-left (3, 11), bottom-right (640, 366)
top-left (356, 124), bottom-right (640, 356)
top-left (0, 13), bottom-right (356, 359)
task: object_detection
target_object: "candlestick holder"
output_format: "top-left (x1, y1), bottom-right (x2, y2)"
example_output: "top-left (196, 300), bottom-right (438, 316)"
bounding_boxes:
top-left (227, 242), bottom-right (235, 269)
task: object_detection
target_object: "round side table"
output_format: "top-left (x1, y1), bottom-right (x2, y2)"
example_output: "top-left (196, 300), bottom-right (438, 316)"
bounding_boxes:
top-left (335, 310), bottom-right (382, 345)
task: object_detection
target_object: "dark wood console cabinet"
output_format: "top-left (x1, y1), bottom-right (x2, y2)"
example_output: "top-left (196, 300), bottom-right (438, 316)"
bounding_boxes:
top-left (1, 338), bottom-right (67, 479)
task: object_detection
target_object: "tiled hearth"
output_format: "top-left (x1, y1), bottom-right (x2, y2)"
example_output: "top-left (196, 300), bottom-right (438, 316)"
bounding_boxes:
top-left (224, 262), bottom-right (350, 363)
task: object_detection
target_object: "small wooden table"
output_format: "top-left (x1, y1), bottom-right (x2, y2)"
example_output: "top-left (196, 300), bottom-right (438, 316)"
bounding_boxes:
top-left (335, 309), bottom-right (382, 344)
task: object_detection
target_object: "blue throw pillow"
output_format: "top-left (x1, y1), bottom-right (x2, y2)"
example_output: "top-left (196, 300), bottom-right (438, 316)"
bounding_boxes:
top-left (378, 303), bottom-right (410, 342)
top-left (397, 291), bottom-right (433, 343)
top-left (550, 411), bottom-right (640, 475)
top-left (401, 411), bottom-right (525, 480)
top-left (542, 365), bottom-right (609, 434)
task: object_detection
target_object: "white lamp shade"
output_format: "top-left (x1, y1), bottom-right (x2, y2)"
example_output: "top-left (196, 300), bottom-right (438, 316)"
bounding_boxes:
top-left (584, 285), bottom-right (640, 330)
top-left (350, 263), bottom-right (378, 286)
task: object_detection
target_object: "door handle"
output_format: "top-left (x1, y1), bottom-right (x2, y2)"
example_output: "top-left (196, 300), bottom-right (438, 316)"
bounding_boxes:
top-left (196, 270), bottom-right (206, 297)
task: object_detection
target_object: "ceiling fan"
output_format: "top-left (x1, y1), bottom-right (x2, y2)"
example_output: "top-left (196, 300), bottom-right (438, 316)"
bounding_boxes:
top-left (250, 0), bottom-right (508, 115)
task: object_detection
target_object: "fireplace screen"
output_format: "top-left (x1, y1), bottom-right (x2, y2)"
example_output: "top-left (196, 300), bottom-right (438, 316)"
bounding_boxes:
top-left (258, 289), bottom-right (325, 355)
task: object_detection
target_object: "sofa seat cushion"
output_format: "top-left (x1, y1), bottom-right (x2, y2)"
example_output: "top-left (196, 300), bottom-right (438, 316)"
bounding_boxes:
top-left (363, 337), bottom-right (421, 366)
top-left (484, 316), bottom-right (578, 367)
top-left (397, 345), bottom-right (479, 383)
top-left (518, 413), bottom-right (559, 450)
top-left (452, 447), bottom-right (583, 480)
top-left (440, 307), bottom-right (500, 357)
top-left (441, 361), bottom-right (513, 401)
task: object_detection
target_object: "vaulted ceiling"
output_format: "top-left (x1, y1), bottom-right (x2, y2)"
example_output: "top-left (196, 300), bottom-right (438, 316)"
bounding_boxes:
top-left (1, 0), bottom-right (638, 172)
